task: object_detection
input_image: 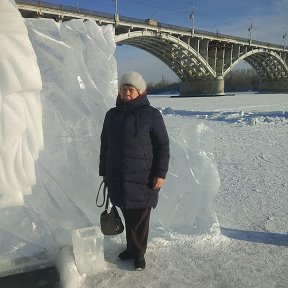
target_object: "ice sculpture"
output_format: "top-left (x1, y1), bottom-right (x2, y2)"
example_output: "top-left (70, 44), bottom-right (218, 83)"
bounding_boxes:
top-left (0, 0), bottom-right (219, 278)
top-left (0, 0), bottom-right (43, 209)
top-left (152, 121), bottom-right (220, 234)
top-left (0, 1), bottom-right (117, 276)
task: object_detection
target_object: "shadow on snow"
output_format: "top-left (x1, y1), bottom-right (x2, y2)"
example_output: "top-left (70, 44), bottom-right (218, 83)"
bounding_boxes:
top-left (221, 227), bottom-right (288, 246)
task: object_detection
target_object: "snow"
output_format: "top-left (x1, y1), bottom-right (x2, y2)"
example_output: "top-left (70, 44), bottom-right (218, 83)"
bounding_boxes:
top-left (56, 246), bottom-right (84, 288)
top-left (0, 0), bottom-right (288, 286)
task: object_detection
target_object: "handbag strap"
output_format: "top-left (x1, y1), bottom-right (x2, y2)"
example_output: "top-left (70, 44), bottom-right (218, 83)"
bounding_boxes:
top-left (96, 180), bottom-right (108, 208)
top-left (104, 193), bottom-right (109, 211)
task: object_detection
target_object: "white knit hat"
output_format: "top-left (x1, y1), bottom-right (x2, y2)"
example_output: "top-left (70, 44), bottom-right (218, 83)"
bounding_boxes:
top-left (119, 71), bottom-right (147, 94)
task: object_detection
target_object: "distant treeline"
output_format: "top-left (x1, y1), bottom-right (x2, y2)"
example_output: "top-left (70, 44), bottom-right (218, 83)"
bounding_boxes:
top-left (225, 69), bottom-right (260, 92)
top-left (147, 69), bottom-right (260, 94)
top-left (147, 76), bottom-right (180, 95)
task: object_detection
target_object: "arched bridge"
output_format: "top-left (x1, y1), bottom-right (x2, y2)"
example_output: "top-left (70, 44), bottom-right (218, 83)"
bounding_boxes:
top-left (16, 0), bottom-right (288, 95)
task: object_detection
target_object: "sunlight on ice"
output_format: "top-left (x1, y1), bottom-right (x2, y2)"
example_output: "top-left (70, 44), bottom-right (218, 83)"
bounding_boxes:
top-left (77, 76), bottom-right (86, 90)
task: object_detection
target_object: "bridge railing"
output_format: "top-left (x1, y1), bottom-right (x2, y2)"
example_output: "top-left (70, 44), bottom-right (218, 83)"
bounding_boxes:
top-left (15, 0), bottom-right (115, 19)
top-left (155, 21), bottom-right (284, 50)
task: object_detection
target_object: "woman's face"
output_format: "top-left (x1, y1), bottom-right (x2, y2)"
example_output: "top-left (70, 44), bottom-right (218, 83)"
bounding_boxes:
top-left (120, 85), bottom-right (140, 101)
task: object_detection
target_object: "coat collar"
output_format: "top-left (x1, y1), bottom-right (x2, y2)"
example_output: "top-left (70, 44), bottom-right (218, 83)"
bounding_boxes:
top-left (116, 92), bottom-right (150, 112)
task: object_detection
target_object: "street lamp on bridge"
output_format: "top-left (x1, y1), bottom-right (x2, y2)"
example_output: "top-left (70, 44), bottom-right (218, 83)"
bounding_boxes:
top-left (113, 0), bottom-right (119, 24)
top-left (248, 18), bottom-right (253, 45)
top-left (189, 4), bottom-right (195, 37)
top-left (114, 0), bottom-right (118, 15)
top-left (283, 32), bottom-right (287, 51)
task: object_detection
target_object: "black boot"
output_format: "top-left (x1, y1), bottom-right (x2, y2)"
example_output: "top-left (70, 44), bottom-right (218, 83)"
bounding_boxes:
top-left (134, 255), bottom-right (146, 271)
top-left (118, 250), bottom-right (132, 260)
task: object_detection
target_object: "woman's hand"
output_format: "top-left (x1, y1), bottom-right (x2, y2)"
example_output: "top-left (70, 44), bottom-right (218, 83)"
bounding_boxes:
top-left (153, 177), bottom-right (165, 189)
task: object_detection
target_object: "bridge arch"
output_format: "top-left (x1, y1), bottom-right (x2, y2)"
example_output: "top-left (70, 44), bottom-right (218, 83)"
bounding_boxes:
top-left (116, 31), bottom-right (288, 95)
top-left (115, 31), bottom-right (216, 80)
top-left (224, 49), bottom-right (288, 80)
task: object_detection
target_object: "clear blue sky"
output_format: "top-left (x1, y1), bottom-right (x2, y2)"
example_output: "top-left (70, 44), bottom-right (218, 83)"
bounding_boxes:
top-left (41, 0), bottom-right (288, 82)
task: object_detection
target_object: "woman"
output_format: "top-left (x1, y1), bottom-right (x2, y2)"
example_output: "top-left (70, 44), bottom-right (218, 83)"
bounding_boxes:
top-left (99, 71), bottom-right (169, 271)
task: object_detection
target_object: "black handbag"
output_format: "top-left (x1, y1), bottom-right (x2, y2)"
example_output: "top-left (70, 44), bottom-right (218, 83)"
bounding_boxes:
top-left (96, 180), bottom-right (124, 236)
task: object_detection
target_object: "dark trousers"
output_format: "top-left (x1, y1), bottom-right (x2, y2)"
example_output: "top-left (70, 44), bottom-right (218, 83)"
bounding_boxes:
top-left (121, 207), bottom-right (151, 258)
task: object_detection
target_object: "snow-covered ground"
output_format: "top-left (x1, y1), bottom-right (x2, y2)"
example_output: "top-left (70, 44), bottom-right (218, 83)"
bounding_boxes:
top-left (79, 93), bottom-right (288, 288)
top-left (1, 92), bottom-right (288, 288)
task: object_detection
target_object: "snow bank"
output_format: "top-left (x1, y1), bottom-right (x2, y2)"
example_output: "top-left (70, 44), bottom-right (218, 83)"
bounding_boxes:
top-left (0, 0), bottom-right (220, 278)
top-left (56, 247), bottom-right (85, 288)
top-left (161, 107), bottom-right (288, 125)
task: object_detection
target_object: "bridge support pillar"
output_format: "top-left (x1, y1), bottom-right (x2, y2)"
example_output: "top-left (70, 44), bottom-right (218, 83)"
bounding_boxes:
top-left (259, 80), bottom-right (288, 92)
top-left (180, 76), bottom-right (225, 96)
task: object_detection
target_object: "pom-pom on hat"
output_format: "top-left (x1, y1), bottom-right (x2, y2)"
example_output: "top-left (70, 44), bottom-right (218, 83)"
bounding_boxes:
top-left (119, 71), bottom-right (147, 94)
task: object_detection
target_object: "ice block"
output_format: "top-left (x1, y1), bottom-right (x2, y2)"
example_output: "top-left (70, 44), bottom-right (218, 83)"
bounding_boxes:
top-left (72, 226), bottom-right (106, 275)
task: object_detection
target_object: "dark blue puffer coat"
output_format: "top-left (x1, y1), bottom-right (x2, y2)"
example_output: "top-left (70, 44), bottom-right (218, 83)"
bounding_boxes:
top-left (99, 93), bottom-right (170, 209)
